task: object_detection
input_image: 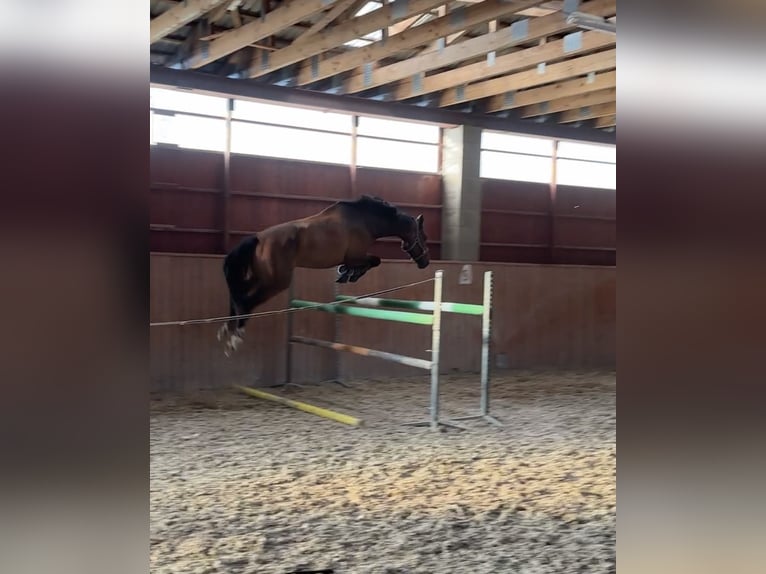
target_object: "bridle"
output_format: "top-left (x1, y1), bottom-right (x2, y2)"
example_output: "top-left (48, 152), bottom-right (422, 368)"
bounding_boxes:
top-left (403, 223), bottom-right (429, 264)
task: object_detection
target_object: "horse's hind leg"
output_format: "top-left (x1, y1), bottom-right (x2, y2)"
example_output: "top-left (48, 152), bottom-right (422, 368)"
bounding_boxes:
top-left (217, 298), bottom-right (238, 342)
top-left (222, 286), bottom-right (287, 356)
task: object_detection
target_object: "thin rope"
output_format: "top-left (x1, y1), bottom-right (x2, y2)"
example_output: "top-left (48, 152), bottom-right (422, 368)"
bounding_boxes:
top-left (149, 277), bottom-right (435, 327)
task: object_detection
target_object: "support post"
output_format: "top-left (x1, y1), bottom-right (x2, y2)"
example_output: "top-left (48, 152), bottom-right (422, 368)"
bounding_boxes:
top-left (284, 280), bottom-right (294, 386)
top-left (451, 270), bottom-right (502, 426)
top-left (480, 270), bottom-right (491, 415)
top-left (430, 269), bottom-right (443, 430)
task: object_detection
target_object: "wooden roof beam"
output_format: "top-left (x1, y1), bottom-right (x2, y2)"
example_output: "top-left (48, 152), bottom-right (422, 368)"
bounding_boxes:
top-left (486, 69), bottom-right (615, 112)
top-left (151, 0), bottom-right (230, 44)
top-left (293, 0), bottom-right (362, 46)
top-left (247, 0), bottom-right (447, 78)
top-left (347, 0), bottom-right (615, 95)
top-left (392, 29), bottom-right (613, 100)
top-left (520, 87), bottom-right (615, 117)
top-left (492, 71), bottom-right (617, 113)
top-left (439, 47), bottom-right (615, 107)
top-left (594, 114), bottom-right (616, 128)
top-left (295, 0), bottom-right (549, 86)
top-left (559, 101), bottom-right (616, 123)
top-left (187, 0), bottom-right (337, 69)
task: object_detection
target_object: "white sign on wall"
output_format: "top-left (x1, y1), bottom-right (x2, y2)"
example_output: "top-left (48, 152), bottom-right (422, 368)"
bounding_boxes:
top-left (458, 264), bottom-right (473, 285)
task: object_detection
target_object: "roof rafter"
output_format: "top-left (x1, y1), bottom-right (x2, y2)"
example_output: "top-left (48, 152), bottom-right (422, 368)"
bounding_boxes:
top-left (151, 0), bottom-right (230, 44)
top-left (439, 47), bottom-right (615, 107)
top-left (293, 0), bottom-right (362, 46)
top-left (594, 114), bottom-right (616, 128)
top-left (248, 0), bottom-right (447, 79)
top-left (486, 69), bottom-right (615, 112)
top-left (559, 101), bottom-right (616, 123)
top-left (520, 87), bottom-right (615, 117)
top-left (187, 0), bottom-right (335, 69)
top-left (345, 0), bottom-right (614, 95)
top-left (295, 0), bottom-right (549, 86)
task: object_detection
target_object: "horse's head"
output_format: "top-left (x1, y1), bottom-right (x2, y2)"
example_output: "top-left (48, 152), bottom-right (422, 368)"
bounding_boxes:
top-left (402, 214), bottom-right (430, 269)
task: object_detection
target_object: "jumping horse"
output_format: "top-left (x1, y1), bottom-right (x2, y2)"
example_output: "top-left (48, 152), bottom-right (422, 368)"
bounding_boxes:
top-left (217, 195), bottom-right (430, 356)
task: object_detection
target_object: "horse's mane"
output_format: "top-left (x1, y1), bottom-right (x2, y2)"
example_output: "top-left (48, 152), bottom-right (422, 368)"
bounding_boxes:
top-left (341, 195), bottom-right (401, 220)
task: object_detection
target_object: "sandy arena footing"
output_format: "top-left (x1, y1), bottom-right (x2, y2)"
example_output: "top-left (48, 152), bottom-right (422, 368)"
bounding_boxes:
top-left (151, 371), bottom-right (615, 574)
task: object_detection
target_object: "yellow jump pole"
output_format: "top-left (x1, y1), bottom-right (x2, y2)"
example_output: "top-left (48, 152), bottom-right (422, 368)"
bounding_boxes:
top-left (234, 385), bottom-right (363, 427)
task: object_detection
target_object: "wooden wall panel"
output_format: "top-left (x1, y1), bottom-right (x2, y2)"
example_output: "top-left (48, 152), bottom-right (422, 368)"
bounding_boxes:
top-left (479, 245), bottom-right (548, 264)
top-left (480, 212), bottom-right (549, 245)
top-left (482, 180), bottom-right (550, 212)
top-left (227, 195), bottom-right (333, 233)
top-left (151, 147), bottom-right (223, 190)
top-left (555, 185), bottom-right (616, 219)
top-left (480, 177), bottom-right (616, 265)
top-left (230, 154), bottom-right (352, 198)
top-left (355, 167), bottom-right (442, 206)
top-left (151, 189), bottom-right (221, 229)
top-left (150, 255), bottom-right (615, 391)
top-left (150, 230), bottom-right (220, 254)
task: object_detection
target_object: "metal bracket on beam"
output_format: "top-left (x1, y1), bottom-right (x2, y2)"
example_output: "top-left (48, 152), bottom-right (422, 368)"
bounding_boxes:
top-left (510, 19), bottom-right (529, 41)
top-left (487, 51), bottom-right (496, 67)
top-left (503, 91), bottom-right (515, 107)
top-left (412, 72), bottom-right (423, 94)
top-left (580, 106), bottom-right (591, 117)
top-left (586, 71), bottom-right (596, 84)
top-left (563, 0), bottom-right (580, 14)
top-left (260, 49), bottom-right (270, 71)
top-left (563, 31), bottom-right (583, 53)
top-left (450, 6), bottom-right (466, 28)
top-left (311, 55), bottom-right (320, 80)
top-left (537, 62), bottom-right (546, 74)
top-left (456, 84), bottom-right (465, 101)
top-left (363, 63), bottom-right (373, 88)
top-left (539, 101), bottom-right (549, 114)
top-left (437, 38), bottom-right (445, 53)
top-left (392, 0), bottom-right (408, 20)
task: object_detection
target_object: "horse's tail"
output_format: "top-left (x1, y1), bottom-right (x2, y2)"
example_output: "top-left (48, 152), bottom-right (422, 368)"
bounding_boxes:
top-left (223, 235), bottom-right (258, 305)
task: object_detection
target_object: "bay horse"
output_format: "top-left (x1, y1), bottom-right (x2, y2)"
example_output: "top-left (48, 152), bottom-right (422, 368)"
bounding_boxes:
top-left (217, 195), bottom-right (430, 356)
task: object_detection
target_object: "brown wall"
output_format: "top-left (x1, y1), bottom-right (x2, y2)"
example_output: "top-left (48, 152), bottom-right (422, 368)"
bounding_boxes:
top-left (150, 146), bottom-right (442, 259)
top-left (480, 178), bottom-right (616, 266)
top-left (150, 147), bottom-right (615, 266)
top-left (150, 254), bottom-right (615, 392)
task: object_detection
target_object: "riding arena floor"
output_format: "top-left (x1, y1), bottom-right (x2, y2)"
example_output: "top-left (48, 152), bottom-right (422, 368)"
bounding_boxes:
top-left (150, 371), bottom-right (615, 574)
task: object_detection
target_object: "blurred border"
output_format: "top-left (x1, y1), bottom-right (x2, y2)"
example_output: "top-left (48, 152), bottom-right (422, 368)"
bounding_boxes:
top-left (618, 1), bottom-right (766, 573)
top-left (0, 3), bottom-right (149, 574)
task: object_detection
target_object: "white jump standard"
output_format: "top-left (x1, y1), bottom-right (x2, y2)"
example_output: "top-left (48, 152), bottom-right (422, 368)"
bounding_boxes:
top-left (285, 269), bottom-right (501, 431)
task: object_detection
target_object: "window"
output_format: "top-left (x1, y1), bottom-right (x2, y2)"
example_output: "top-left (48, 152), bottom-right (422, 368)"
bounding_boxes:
top-left (357, 116), bottom-right (440, 144)
top-left (232, 100), bottom-right (352, 133)
top-left (556, 140), bottom-right (616, 189)
top-left (150, 111), bottom-right (226, 152)
top-left (150, 87), bottom-right (227, 117)
top-left (480, 150), bottom-right (553, 184)
top-left (150, 86), bottom-right (227, 151)
top-left (357, 137), bottom-right (439, 173)
top-left (231, 121), bottom-right (351, 165)
top-left (355, 116), bottom-right (440, 173)
top-left (481, 131), bottom-right (554, 156)
top-left (480, 131), bottom-right (554, 183)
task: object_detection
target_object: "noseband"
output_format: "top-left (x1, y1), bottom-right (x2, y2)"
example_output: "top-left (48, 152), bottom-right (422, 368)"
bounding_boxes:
top-left (404, 235), bottom-right (429, 264)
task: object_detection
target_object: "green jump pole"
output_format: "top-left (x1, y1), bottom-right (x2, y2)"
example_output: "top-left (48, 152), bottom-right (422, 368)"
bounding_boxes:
top-left (290, 299), bottom-right (434, 325)
top-left (335, 295), bottom-right (484, 316)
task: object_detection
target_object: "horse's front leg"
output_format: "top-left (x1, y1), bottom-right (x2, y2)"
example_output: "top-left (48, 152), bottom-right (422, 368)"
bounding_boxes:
top-left (337, 255), bottom-right (381, 283)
